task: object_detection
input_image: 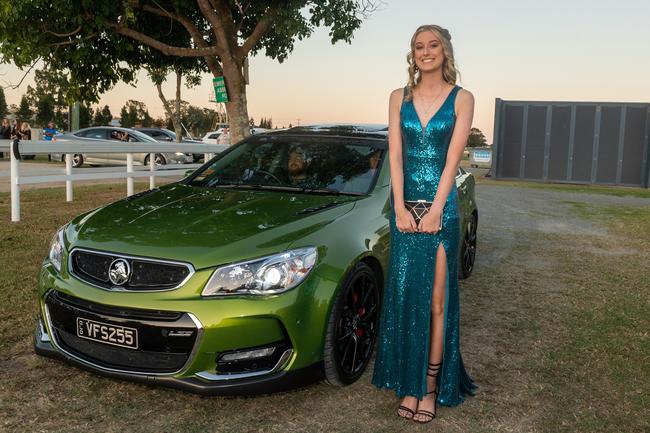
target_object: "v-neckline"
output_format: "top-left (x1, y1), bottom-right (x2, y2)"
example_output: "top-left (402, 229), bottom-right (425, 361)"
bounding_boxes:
top-left (411, 85), bottom-right (457, 131)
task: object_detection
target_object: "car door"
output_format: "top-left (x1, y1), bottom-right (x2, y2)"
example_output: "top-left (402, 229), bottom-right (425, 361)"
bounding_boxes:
top-left (75, 128), bottom-right (110, 163)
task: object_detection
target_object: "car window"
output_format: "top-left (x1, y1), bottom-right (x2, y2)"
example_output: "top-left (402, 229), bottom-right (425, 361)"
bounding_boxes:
top-left (208, 133), bottom-right (220, 139)
top-left (76, 129), bottom-right (106, 139)
top-left (189, 137), bottom-right (385, 195)
top-left (109, 130), bottom-right (130, 142)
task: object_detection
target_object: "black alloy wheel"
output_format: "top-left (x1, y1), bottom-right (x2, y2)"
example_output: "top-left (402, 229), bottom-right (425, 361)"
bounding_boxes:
top-left (460, 212), bottom-right (477, 279)
top-left (323, 262), bottom-right (381, 386)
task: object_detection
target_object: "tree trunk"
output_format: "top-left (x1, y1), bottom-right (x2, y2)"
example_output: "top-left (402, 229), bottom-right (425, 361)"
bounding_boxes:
top-left (155, 82), bottom-right (181, 139)
top-left (174, 70), bottom-right (182, 142)
top-left (221, 58), bottom-right (250, 144)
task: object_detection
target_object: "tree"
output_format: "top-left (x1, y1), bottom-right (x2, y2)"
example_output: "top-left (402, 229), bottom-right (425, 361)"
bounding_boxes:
top-left (79, 103), bottom-right (93, 128)
top-left (0, 1), bottom-right (378, 143)
top-left (35, 94), bottom-right (55, 127)
top-left (0, 87), bottom-right (7, 119)
top-left (17, 95), bottom-right (33, 121)
top-left (120, 100), bottom-right (152, 128)
top-left (259, 117), bottom-right (273, 129)
top-left (93, 105), bottom-right (113, 126)
top-left (467, 127), bottom-right (487, 148)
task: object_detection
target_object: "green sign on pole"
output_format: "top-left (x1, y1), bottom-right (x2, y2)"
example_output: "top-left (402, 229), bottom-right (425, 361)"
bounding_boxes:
top-left (213, 76), bottom-right (228, 103)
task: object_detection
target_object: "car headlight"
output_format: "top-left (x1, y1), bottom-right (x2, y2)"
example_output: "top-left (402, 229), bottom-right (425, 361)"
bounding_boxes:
top-left (48, 228), bottom-right (66, 273)
top-left (202, 247), bottom-right (318, 296)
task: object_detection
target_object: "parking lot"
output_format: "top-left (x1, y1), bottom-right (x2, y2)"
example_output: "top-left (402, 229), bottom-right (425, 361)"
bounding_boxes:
top-left (1, 176), bottom-right (649, 433)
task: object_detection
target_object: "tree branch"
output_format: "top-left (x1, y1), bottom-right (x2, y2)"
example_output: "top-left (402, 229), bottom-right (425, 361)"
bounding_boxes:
top-left (49, 33), bottom-right (98, 47)
top-left (196, 0), bottom-right (230, 54)
top-left (239, 6), bottom-right (277, 56)
top-left (43, 25), bottom-right (82, 38)
top-left (139, 4), bottom-right (223, 75)
top-left (103, 19), bottom-right (222, 57)
top-left (1, 57), bottom-right (41, 90)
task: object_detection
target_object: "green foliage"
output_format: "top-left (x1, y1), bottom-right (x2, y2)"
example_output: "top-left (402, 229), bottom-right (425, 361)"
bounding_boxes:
top-left (467, 127), bottom-right (487, 148)
top-left (0, 87), bottom-right (7, 119)
top-left (119, 99), bottom-right (151, 128)
top-left (35, 95), bottom-right (55, 127)
top-left (79, 103), bottom-right (93, 128)
top-left (93, 105), bottom-right (113, 126)
top-left (16, 95), bottom-right (33, 121)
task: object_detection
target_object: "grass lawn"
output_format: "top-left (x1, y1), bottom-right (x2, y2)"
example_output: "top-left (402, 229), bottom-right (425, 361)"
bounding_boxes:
top-left (0, 182), bottom-right (648, 432)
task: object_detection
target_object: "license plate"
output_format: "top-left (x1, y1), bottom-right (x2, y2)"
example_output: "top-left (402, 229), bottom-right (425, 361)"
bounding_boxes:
top-left (76, 317), bottom-right (138, 350)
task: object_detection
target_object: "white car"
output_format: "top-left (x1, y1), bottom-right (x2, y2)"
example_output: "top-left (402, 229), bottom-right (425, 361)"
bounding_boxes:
top-left (201, 129), bottom-right (230, 145)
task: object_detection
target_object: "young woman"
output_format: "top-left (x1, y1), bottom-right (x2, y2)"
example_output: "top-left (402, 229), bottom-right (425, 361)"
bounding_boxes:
top-left (372, 24), bottom-right (477, 423)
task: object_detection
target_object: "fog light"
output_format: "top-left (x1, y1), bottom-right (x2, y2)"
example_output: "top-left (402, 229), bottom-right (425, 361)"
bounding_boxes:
top-left (219, 346), bottom-right (275, 362)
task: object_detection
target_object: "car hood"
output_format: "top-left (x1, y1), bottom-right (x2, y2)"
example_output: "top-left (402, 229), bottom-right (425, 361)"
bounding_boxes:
top-left (66, 184), bottom-right (359, 269)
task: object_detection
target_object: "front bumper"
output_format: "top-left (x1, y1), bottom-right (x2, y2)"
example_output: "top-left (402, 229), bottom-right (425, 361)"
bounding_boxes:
top-left (35, 318), bottom-right (323, 395)
top-left (35, 256), bottom-right (336, 394)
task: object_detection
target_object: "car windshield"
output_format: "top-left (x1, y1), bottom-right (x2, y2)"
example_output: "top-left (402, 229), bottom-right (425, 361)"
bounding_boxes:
top-left (188, 136), bottom-right (384, 195)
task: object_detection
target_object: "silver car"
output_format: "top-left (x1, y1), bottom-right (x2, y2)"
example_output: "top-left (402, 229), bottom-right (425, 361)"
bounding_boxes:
top-left (51, 127), bottom-right (193, 167)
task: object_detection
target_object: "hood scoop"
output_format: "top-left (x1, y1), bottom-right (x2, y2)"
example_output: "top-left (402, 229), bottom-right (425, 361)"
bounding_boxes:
top-left (297, 201), bottom-right (343, 215)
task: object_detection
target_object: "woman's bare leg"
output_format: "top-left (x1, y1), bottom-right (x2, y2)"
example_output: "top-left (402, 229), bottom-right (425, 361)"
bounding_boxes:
top-left (413, 243), bottom-right (446, 421)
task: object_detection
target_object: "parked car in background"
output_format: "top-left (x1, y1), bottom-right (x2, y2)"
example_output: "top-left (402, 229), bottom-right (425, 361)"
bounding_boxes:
top-left (135, 127), bottom-right (212, 163)
top-left (51, 127), bottom-right (192, 167)
top-left (201, 129), bottom-right (230, 146)
top-left (34, 124), bottom-right (478, 395)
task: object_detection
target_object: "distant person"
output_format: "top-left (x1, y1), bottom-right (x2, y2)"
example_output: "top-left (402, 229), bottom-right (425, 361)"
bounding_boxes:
top-left (43, 122), bottom-right (57, 141)
top-left (0, 119), bottom-right (10, 158)
top-left (20, 122), bottom-right (32, 140)
top-left (372, 24), bottom-right (476, 423)
top-left (1, 119), bottom-right (10, 139)
top-left (10, 120), bottom-right (22, 140)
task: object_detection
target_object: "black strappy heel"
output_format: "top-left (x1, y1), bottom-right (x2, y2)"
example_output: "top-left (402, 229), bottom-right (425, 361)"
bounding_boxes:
top-left (414, 361), bottom-right (441, 423)
top-left (396, 403), bottom-right (415, 419)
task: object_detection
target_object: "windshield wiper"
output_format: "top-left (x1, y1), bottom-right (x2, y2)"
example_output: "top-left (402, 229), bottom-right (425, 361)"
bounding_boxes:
top-left (299, 187), bottom-right (362, 196)
top-left (206, 181), bottom-right (362, 196)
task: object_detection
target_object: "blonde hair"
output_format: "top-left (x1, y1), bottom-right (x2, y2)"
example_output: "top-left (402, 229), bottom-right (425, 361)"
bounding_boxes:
top-left (405, 25), bottom-right (459, 101)
top-left (21, 122), bottom-right (31, 131)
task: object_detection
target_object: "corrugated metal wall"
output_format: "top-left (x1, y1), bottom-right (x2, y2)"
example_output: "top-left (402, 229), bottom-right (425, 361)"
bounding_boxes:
top-left (492, 99), bottom-right (650, 188)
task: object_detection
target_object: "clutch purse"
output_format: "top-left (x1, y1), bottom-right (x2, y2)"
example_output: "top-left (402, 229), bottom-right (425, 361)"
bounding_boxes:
top-left (404, 199), bottom-right (443, 229)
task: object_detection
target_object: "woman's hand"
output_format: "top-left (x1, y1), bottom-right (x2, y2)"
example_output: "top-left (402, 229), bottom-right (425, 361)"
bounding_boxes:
top-left (396, 206), bottom-right (417, 233)
top-left (419, 206), bottom-right (443, 234)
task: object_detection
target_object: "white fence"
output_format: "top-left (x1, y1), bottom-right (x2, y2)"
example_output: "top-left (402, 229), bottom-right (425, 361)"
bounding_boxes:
top-left (0, 139), bottom-right (226, 222)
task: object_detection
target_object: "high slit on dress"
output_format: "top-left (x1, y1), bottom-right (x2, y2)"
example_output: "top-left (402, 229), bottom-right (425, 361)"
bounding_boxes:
top-left (372, 85), bottom-right (476, 406)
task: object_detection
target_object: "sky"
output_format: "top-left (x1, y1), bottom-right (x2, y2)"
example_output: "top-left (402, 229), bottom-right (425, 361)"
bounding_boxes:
top-left (1, 0), bottom-right (649, 142)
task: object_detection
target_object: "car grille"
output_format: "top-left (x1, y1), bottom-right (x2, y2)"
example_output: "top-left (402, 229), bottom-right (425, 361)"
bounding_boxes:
top-left (70, 249), bottom-right (192, 291)
top-left (45, 291), bottom-right (200, 374)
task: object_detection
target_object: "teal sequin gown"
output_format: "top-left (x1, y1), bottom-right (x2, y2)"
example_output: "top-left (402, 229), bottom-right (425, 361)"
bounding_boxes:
top-left (372, 85), bottom-right (476, 405)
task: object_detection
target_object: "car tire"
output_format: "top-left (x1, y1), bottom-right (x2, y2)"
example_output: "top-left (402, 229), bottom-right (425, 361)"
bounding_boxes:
top-left (144, 153), bottom-right (166, 166)
top-left (323, 261), bottom-right (381, 386)
top-left (459, 211), bottom-right (478, 279)
top-left (72, 154), bottom-right (84, 168)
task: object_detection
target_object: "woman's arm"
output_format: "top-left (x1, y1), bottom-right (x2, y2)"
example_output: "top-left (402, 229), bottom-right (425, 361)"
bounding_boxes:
top-left (419, 88), bottom-right (475, 232)
top-left (388, 88), bottom-right (417, 233)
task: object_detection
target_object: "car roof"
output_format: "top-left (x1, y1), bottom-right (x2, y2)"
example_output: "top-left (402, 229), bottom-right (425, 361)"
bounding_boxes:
top-left (269, 123), bottom-right (388, 139)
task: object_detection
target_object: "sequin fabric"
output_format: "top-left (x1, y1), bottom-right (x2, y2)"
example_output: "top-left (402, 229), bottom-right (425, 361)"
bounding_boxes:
top-left (372, 85), bottom-right (476, 405)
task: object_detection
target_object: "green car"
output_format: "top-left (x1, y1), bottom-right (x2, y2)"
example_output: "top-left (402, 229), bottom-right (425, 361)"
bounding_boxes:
top-left (34, 125), bottom-right (478, 395)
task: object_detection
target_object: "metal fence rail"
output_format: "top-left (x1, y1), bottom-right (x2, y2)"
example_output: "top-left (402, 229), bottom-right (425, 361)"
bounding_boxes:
top-left (1, 139), bottom-right (227, 222)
